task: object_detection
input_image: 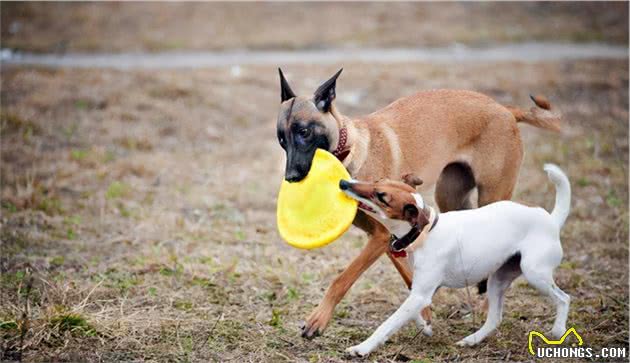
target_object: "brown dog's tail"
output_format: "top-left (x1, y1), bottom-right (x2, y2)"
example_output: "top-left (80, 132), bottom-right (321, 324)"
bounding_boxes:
top-left (506, 95), bottom-right (561, 132)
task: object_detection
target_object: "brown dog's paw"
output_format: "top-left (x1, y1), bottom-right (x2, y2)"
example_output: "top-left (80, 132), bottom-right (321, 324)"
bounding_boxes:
top-left (300, 306), bottom-right (332, 339)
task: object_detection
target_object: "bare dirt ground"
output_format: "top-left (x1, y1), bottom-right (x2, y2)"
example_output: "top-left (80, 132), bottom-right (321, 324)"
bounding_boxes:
top-left (1, 2), bottom-right (628, 53)
top-left (1, 59), bottom-right (628, 362)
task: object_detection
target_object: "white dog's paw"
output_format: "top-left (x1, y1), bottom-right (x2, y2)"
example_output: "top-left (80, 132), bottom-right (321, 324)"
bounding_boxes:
top-left (455, 336), bottom-right (478, 347)
top-left (414, 319), bottom-right (432, 337)
top-left (550, 327), bottom-right (566, 340)
top-left (346, 343), bottom-right (373, 357)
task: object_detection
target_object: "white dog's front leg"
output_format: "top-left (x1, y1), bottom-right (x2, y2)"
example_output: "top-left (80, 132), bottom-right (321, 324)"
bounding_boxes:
top-left (346, 293), bottom-right (429, 357)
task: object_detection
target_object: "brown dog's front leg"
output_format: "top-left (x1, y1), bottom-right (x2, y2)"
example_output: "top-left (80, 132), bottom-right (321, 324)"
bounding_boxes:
top-left (386, 252), bottom-right (413, 287)
top-left (301, 229), bottom-right (389, 338)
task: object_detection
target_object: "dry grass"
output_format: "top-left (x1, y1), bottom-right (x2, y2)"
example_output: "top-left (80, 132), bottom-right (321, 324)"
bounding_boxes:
top-left (1, 59), bottom-right (628, 362)
top-left (1, 2), bottom-right (628, 53)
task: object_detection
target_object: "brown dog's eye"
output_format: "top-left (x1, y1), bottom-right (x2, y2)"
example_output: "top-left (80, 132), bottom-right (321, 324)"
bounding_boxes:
top-left (298, 127), bottom-right (311, 138)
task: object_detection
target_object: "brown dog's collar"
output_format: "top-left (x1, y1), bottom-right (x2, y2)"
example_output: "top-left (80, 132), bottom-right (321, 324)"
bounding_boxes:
top-left (390, 212), bottom-right (439, 258)
top-left (332, 127), bottom-right (349, 162)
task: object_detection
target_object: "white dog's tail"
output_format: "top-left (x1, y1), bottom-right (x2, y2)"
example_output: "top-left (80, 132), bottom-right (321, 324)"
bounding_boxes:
top-left (544, 163), bottom-right (571, 228)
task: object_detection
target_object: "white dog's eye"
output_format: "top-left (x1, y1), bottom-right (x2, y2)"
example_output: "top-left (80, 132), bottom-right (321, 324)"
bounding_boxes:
top-left (376, 192), bottom-right (387, 204)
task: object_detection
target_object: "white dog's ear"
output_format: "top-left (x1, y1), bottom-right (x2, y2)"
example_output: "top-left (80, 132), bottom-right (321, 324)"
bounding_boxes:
top-left (402, 174), bottom-right (423, 188)
top-left (412, 193), bottom-right (425, 209)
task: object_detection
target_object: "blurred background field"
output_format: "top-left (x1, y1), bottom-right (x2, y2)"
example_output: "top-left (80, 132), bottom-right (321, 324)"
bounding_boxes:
top-left (1, 2), bottom-right (628, 53)
top-left (1, 2), bottom-right (628, 362)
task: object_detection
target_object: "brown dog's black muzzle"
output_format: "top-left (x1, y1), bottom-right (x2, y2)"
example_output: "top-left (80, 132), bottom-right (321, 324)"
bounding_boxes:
top-left (284, 148), bottom-right (315, 183)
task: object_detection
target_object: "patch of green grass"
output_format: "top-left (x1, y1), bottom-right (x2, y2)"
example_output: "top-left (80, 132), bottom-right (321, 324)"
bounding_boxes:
top-left (269, 308), bottom-right (283, 328)
top-left (62, 123), bottom-right (78, 139)
top-left (106, 181), bottom-right (130, 199)
top-left (50, 312), bottom-right (96, 337)
top-left (179, 334), bottom-right (193, 358)
top-left (263, 291), bottom-right (277, 302)
top-left (286, 287), bottom-right (299, 301)
top-left (234, 230), bottom-right (246, 241)
top-left (50, 256), bottom-right (65, 267)
top-left (0, 320), bottom-right (18, 331)
top-left (227, 271), bottom-right (241, 284)
top-left (159, 265), bottom-right (182, 277)
top-left (207, 320), bottom-right (246, 347)
top-left (0, 111), bottom-right (40, 134)
top-left (117, 203), bottom-right (132, 218)
top-left (70, 148), bottom-right (89, 161)
top-left (89, 256), bottom-right (100, 266)
top-left (173, 300), bottom-right (193, 311)
top-left (74, 99), bottom-right (89, 110)
top-left (63, 215), bottom-right (81, 240)
top-left (1, 270), bottom-right (25, 287)
top-left (334, 308), bottom-right (349, 319)
top-left (189, 276), bottom-right (212, 287)
top-left (37, 196), bottom-right (62, 215)
top-left (188, 277), bottom-right (229, 304)
top-left (606, 189), bottom-right (622, 208)
top-left (577, 177), bottom-right (590, 187)
top-left (410, 359), bottom-right (431, 363)
top-left (1, 201), bottom-right (18, 213)
top-left (64, 215), bottom-right (82, 225)
top-left (103, 150), bottom-right (116, 163)
top-left (98, 269), bottom-right (140, 293)
top-left (66, 227), bottom-right (77, 240)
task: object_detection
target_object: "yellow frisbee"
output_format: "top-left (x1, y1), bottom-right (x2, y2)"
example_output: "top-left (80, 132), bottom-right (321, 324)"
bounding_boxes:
top-left (277, 149), bottom-right (358, 249)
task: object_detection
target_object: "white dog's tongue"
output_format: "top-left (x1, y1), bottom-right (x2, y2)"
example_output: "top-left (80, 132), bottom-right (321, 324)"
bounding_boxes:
top-left (358, 201), bottom-right (376, 213)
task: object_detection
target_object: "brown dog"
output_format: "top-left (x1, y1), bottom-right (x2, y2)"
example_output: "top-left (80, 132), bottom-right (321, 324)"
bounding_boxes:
top-left (276, 69), bottom-right (561, 338)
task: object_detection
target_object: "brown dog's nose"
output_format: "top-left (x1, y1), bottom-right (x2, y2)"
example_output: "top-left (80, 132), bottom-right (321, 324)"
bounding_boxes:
top-left (339, 180), bottom-right (351, 190)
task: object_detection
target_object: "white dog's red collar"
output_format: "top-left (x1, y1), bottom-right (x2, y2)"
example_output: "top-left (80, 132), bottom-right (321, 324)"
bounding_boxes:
top-left (390, 207), bottom-right (438, 258)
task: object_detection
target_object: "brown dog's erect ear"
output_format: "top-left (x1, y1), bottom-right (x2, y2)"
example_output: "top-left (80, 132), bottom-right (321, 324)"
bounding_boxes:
top-left (279, 68), bottom-right (296, 102)
top-left (313, 68), bottom-right (342, 112)
top-left (402, 174), bottom-right (423, 188)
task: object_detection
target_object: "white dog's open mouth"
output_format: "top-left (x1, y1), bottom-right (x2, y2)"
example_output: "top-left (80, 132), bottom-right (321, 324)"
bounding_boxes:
top-left (343, 188), bottom-right (382, 216)
top-left (358, 201), bottom-right (376, 213)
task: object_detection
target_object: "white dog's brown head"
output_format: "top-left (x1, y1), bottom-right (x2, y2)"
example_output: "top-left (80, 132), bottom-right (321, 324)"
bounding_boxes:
top-left (339, 174), bottom-right (432, 237)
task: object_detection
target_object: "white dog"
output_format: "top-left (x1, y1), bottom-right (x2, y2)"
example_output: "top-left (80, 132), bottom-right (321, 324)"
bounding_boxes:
top-left (338, 164), bottom-right (571, 357)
